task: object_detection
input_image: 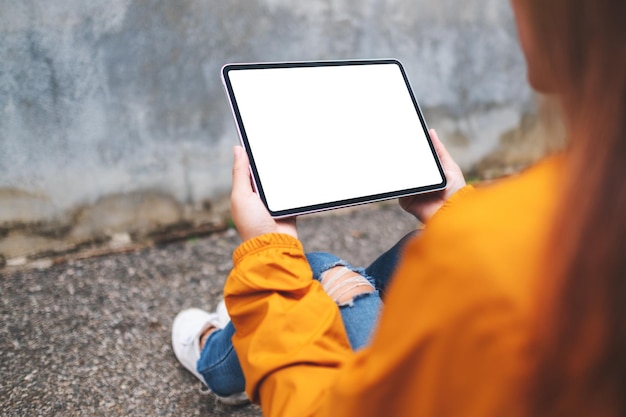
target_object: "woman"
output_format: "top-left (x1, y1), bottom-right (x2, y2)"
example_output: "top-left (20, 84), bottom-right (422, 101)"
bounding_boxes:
top-left (171, 127), bottom-right (463, 403)
top-left (178, 0), bottom-right (626, 414)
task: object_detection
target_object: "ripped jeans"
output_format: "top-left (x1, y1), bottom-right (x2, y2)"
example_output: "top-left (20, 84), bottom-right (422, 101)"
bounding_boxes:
top-left (197, 231), bottom-right (417, 396)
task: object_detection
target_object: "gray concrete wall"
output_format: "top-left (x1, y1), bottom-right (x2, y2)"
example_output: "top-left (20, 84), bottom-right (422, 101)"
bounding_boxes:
top-left (0, 0), bottom-right (548, 260)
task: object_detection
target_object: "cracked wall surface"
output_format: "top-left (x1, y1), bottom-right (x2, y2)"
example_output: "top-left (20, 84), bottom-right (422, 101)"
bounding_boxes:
top-left (0, 0), bottom-right (552, 258)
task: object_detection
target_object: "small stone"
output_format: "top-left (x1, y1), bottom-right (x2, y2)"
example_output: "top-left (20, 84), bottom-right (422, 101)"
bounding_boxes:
top-left (6, 256), bottom-right (27, 266)
top-left (30, 259), bottom-right (54, 270)
top-left (109, 232), bottom-right (132, 248)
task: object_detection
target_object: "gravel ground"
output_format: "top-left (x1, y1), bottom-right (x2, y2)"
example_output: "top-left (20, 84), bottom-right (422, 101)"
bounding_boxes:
top-left (1, 203), bottom-right (417, 416)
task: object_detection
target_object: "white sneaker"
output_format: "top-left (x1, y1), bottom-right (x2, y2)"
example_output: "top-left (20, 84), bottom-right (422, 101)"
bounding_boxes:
top-left (215, 300), bottom-right (231, 328)
top-left (171, 304), bottom-right (249, 406)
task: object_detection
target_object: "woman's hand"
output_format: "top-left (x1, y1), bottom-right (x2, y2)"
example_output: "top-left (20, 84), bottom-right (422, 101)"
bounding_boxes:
top-left (399, 129), bottom-right (466, 223)
top-left (230, 146), bottom-right (298, 241)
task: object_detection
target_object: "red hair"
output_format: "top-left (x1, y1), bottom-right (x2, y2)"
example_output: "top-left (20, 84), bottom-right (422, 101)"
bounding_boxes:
top-left (522, 0), bottom-right (626, 415)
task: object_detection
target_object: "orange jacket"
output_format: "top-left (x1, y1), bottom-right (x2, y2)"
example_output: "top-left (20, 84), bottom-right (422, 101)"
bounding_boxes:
top-left (224, 156), bottom-right (562, 417)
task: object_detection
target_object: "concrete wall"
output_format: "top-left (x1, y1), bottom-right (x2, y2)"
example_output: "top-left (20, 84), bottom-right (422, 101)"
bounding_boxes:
top-left (0, 0), bottom-right (547, 259)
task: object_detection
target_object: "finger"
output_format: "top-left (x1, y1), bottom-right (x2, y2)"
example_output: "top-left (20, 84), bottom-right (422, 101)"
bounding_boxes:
top-left (231, 146), bottom-right (253, 196)
top-left (429, 129), bottom-right (453, 165)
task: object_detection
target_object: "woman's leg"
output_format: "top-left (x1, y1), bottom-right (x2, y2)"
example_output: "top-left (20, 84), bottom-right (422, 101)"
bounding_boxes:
top-left (306, 252), bottom-right (382, 350)
top-left (365, 230), bottom-right (419, 297)
top-left (196, 252), bottom-right (382, 396)
top-left (194, 230), bottom-right (420, 396)
top-left (197, 321), bottom-right (244, 397)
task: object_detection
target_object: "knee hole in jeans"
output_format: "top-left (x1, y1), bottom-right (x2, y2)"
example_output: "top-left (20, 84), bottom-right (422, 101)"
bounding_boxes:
top-left (320, 266), bottom-right (375, 307)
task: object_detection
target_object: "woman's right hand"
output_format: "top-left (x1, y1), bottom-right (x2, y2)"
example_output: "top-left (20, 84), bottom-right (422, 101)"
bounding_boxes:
top-left (399, 129), bottom-right (467, 223)
top-left (230, 146), bottom-right (298, 242)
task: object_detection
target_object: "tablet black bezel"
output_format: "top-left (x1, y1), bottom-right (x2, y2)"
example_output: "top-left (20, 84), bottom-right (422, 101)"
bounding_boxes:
top-left (221, 59), bottom-right (447, 218)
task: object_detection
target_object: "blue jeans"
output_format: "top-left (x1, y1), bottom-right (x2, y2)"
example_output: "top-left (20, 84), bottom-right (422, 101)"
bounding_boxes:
top-left (197, 231), bottom-right (418, 396)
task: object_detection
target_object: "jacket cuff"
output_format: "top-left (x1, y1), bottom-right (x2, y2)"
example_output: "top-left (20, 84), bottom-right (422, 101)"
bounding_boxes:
top-left (428, 184), bottom-right (476, 224)
top-left (233, 233), bottom-right (303, 264)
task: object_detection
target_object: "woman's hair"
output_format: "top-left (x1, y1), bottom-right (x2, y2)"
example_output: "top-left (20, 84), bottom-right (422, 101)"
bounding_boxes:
top-left (523, 0), bottom-right (626, 415)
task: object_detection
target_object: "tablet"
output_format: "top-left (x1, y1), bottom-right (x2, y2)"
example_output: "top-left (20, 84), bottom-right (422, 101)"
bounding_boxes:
top-left (221, 59), bottom-right (446, 218)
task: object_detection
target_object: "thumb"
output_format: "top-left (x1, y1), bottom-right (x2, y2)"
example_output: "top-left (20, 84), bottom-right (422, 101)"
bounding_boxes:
top-left (231, 146), bottom-right (253, 196)
top-left (429, 129), bottom-right (453, 165)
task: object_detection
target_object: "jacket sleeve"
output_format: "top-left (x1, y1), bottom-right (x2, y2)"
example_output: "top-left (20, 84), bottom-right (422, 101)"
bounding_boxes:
top-left (224, 233), bottom-right (354, 416)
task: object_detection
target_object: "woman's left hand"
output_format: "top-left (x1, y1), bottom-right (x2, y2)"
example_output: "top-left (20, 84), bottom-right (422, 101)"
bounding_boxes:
top-left (230, 146), bottom-right (298, 241)
top-left (399, 129), bottom-right (466, 223)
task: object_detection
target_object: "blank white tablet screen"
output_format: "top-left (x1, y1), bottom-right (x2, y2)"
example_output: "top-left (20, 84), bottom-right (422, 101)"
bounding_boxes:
top-left (225, 61), bottom-right (445, 215)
